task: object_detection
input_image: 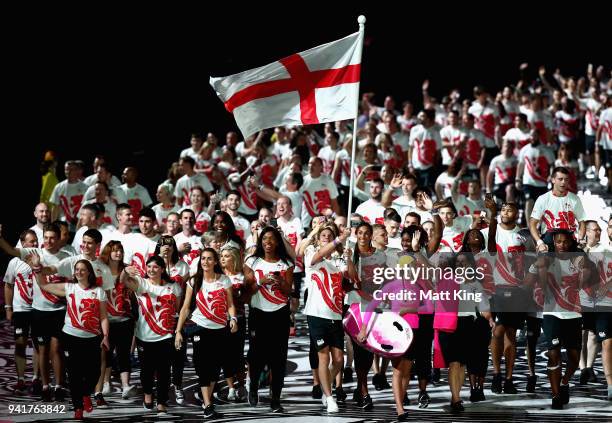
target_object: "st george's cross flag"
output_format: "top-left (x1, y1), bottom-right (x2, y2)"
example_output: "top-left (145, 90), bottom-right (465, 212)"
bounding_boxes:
top-left (209, 31), bottom-right (363, 138)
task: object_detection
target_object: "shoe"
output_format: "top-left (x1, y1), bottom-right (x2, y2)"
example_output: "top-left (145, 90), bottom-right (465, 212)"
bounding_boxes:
top-left (289, 326), bottom-right (296, 337)
top-left (203, 404), bottom-right (218, 419)
top-left (143, 400), bottom-right (155, 411)
top-left (83, 395), bottom-right (93, 413)
top-left (42, 387), bottom-right (52, 402)
top-left (361, 394), bottom-right (373, 410)
top-left (311, 384), bottom-right (323, 399)
top-left (379, 376), bottom-right (391, 390)
top-left (398, 411), bottom-right (410, 421)
top-left (74, 408), bottom-right (84, 420)
top-left (102, 381), bottom-right (111, 395)
top-left (551, 395), bottom-right (563, 409)
top-left (450, 400), bottom-right (464, 412)
top-left (227, 387), bottom-right (236, 401)
top-left (237, 385), bottom-right (248, 402)
top-left (352, 388), bottom-right (363, 405)
top-left (526, 375), bottom-right (537, 393)
top-left (122, 385), bottom-right (136, 399)
top-left (579, 368), bottom-right (589, 385)
top-left (195, 389), bottom-right (204, 403)
top-left (174, 385), bottom-right (185, 405)
top-left (94, 392), bottom-right (109, 408)
top-left (326, 396), bottom-right (339, 413)
top-left (560, 384), bottom-right (570, 405)
top-left (157, 404), bottom-right (167, 414)
top-left (491, 373), bottom-right (502, 394)
top-left (270, 399), bottom-right (284, 413)
top-left (372, 372), bottom-right (382, 390)
top-left (418, 390), bottom-right (431, 408)
top-left (31, 378), bottom-right (43, 396)
top-left (403, 392), bottom-right (410, 406)
top-left (470, 387), bottom-right (484, 402)
top-left (54, 385), bottom-right (66, 402)
top-left (13, 379), bottom-right (27, 394)
top-left (503, 377), bottom-right (518, 394)
top-left (335, 386), bottom-right (346, 403)
top-left (248, 387), bottom-right (259, 407)
top-left (588, 367), bottom-right (598, 383)
top-left (343, 366), bottom-right (353, 383)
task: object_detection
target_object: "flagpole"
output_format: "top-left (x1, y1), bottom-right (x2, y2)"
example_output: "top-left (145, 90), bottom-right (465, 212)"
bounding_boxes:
top-left (346, 15), bottom-right (366, 226)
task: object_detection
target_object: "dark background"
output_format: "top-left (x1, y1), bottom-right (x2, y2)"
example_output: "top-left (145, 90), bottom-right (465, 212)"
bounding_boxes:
top-left (2, 6), bottom-right (609, 257)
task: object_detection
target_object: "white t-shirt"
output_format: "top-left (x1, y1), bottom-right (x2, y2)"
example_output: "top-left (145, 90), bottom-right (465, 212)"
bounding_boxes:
top-left (122, 233), bottom-right (161, 275)
top-left (517, 143), bottom-right (555, 187)
top-left (391, 195), bottom-right (416, 222)
top-left (3, 257), bottom-right (34, 312)
top-left (71, 225), bottom-right (114, 256)
top-left (577, 97), bottom-right (601, 136)
top-left (318, 146), bottom-right (339, 176)
top-left (80, 198), bottom-right (117, 227)
top-left (304, 245), bottom-right (346, 320)
top-left (119, 184), bottom-right (153, 226)
top-left (174, 174), bottom-right (214, 206)
top-left (335, 149), bottom-right (354, 186)
top-left (355, 199), bottom-right (386, 225)
top-left (180, 146), bottom-right (200, 162)
top-left (454, 195), bottom-right (484, 217)
top-left (174, 232), bottom-right (204, 267)
top-left (230, 214), bottom-right (251, 242)
top-left (134, 276), bottom-right (182, 342)
top-left (409, 124), bottom-right (442, 170)
top-left (489, 154), bottom-right (518, 185)
top-left (152, 203), bottom-right (180, 228)
top-left (300, 174), bottom-right (339, 227)
top-left (84, 184), bottom-right (127, 204)
top-left (63, 283), bottom-right (107, 338)
top-left (440, 215), bottom-right (473, 252)
top-left (555, 110), bottom-right (580, 143)
top-left (440, 125), bottom-right (463, 165)
top-left (279, 189), bottom-right (304, 228)
top-left (189, 275), bottom-right (232, 329)
top-left (468, 101), bottom-right (499, 142)
top-left (503, 127), bottom-right (531, 154)
top-left (20, 248), bottom-right (71, 311)
top-left (245, 256), bottom-right (293, 312)
top-left (234, 181), bottom-right (259, 216)
top-left (50, 180), bottom-right (88, 228)
top-left (84, 174), bottom-right (122, 187)
top-left (461, 128), bottom-right (486, 168)
top-left (278, 216), bottom-right (304, 272)
top-left (105, 276), bottom-right (132, 323)
top-left (16, 225), bottom-right (43, 248)
top-left (493, 225), bottom-right (527, 287)
top-left (531, 191), bottom-right (586, 234)
top-left (55, 254), bottom-right (115, 290)
top-left (543, 258), bottom-right (582, 319)
top-left (600, 107), bottom-right (612, 150)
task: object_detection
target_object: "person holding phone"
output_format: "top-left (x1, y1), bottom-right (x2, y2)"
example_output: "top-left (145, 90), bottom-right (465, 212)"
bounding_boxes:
top-left (29, 255), bottom-right (109, 420)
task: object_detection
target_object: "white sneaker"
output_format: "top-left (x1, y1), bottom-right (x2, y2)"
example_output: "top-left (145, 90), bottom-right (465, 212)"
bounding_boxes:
top-left (326, 396), bottom-right (339, 413)
top-left (174, 385), bottom-right (185, 405)
top-left (121, 385), bottom-right (136, 399)
top-left (102, 382), bottom-right (111, 395)
top-left (321, 396), bottom-right (327, 407)
top-left (227, 387), bottom-right (236, 401)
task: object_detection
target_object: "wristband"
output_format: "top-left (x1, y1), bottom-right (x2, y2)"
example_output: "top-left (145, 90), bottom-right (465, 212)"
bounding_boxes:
top-left (4, 305), bottom-right (12, 309)
top-left (230, 316), bottom-right (238, 322)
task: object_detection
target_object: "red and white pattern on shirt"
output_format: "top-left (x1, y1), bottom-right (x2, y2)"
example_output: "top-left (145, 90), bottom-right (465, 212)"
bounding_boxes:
top-left (303, 189), bottom-right (332, 217)
top-left (278, 218), bottom-right (303, 271)
top-left (67, 292), bottom-right (102, 335)
top-left (254, 269), bottom-right (289, 305)
top-left (541, 210), bottom-right (577, 232)
top-left (492, 158), bottom-right (517, 185)
top-left (475, 253), bottom-right (495, 296)
top-left (196, 288), bottom-right (228, 326)
top-left (137, 291), bottom-right (177, 336)
top-left (455, 196), bottom-right (483, 217)
top-left (42, 275), bottom-right (66, 305)
top-left (414, 138), bottom-right (438, 167)
top-left (440, 126), bottom-right (462, 165)
top-left (59, 194), bottom-right (84, 223)
top-left (547, 270), bottom-right (581, 313)
top-left (168, 261), bottom-right (190, 290)
top-left (127, 199), bottom-right (144, 226)
top-left (318, 147), bottom-right (337, 175)
top-left (525, 155), bottom-right (551, 184)
top-left (495, 245), bottom-right (525, 287)
top-left (594, 260), bottom-right (612, 302)
top-left (15, 272), bottom-right (34, 306)
top-left (475, 111), bottom-right (497, 140)
top-left (462, 131), bottom-right (484, 167)
top-left (195, 212), bottom-right (210, 234)
top-left (311, 267), bottom-right (344, 315)
top-left (106, 280), bottom-right (131, 319)
top-left (237, 182), bottom-right (258, 214)
top-left (556, 111), bottom-right (580, 142)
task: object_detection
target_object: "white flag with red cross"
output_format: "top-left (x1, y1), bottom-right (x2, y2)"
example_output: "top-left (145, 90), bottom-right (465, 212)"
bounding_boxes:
top-left (209, 31), bottom-right (363, 138)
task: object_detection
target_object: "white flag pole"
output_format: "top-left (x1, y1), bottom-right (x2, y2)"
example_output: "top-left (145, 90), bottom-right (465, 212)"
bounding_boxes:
top-left (346, 15), bottom-right (366, 225)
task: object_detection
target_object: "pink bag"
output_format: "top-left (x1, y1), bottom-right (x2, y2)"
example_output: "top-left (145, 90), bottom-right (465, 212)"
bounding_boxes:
top-left (343, 303), bottom-right (413, 358)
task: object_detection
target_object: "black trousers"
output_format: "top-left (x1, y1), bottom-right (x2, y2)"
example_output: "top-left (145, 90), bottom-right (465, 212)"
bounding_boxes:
top-left (223, 315), bottom-right (246, 379)
top-left (172, 331), bottom-right (187, 387)
top-left (467, 315), bottom-right (492, 377)
top-left (136, 338), bottom-right (173, 405)
top-left (63, 333), bottom-right (101, 409)
top-left (247, 305), bottom-right (290, 400)
top-left (191, 326), bottom-right (228, 386)
top-left (413, 313), bottom-right (434, 381)
top-left (107, 319), bottom-right (133, 373)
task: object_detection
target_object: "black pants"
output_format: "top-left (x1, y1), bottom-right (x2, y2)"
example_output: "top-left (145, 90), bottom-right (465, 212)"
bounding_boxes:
top-left (192, 326), bottom-right (228, 386)
top-left (172, 331), bottom-right (187, 387)
top-left (247, 305), bottom-right (290, 400)
top-left (467, 315), bottom-right (492, 377)
top-left (108, 319), bottom-right (133, 373)
top-left (63, 333), bottom-right (101, 409)
top-left (137, 338), bottom-right (173, 405)
top-left (413, 313), bottom-right (434, 381)
top-left (351, 338), bottom-right (374, 371)
top-left (223, 315), bottom-right (246, 379)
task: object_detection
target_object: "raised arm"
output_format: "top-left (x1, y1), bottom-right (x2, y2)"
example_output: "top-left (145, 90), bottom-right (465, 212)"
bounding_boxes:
top-left (485, 196), bottom-right (498, 254)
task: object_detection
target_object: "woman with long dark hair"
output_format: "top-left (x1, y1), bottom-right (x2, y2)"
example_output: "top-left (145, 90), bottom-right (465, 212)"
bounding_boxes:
top-left (30, 255), bottom-right (109, 420)
top-left (120, 255), bottom-right (182, 414)
top-left (212, 211), bottom-right (245, 251)
top-left (154, 235), bottom-right (190, 404)
top-left (244, 226), bottom-right (294, 412)
top-left (175, 248), bottom-right (238, 419)
top-left (98, 241), bottom-right (136, 400)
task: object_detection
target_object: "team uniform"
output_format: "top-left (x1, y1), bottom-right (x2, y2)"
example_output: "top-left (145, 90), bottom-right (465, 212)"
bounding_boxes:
top-left (300, 174), bottom-right (339, 229)
top-left (439, 215), bottom-right (473, 253)
top-left (152, 203), bottom-right (180, 229)
top-left (409, 124), bottom-right (443, 187)
top-left (174, 173), bottom-right (214, 206)
top-left (517, 143), bottom-right (555, 201)
top-left (355, 199), bottom-right (386, 225)
top-left (122, 233), bottom-right (161, 276)
top-left (50, 180), bottom-right (88, 231)
top-left (119, 184), bottom-right (153, 226)
top-left (489, 154), bottom-right (518, 201)
top-left (4, 257), bottom-right (35, 340)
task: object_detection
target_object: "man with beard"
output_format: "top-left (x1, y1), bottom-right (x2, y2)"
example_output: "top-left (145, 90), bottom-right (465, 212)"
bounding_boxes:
top-left (355, 178), bottom-right (386, 225)
top-left (225, 190), bottom-right (251, 242)
top-left (16, 203), bottom-right (51, 247)
top-left (407, 109), bottom-right (442, 188)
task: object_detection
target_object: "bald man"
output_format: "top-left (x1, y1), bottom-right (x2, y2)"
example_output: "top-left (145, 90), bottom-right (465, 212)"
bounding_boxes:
top-left (16, 203), bottom-right (50, 247)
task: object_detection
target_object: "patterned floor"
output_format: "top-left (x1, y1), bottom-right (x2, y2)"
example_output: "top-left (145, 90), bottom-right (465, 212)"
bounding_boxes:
top-left (0, 313), bottom-right (611, 422)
